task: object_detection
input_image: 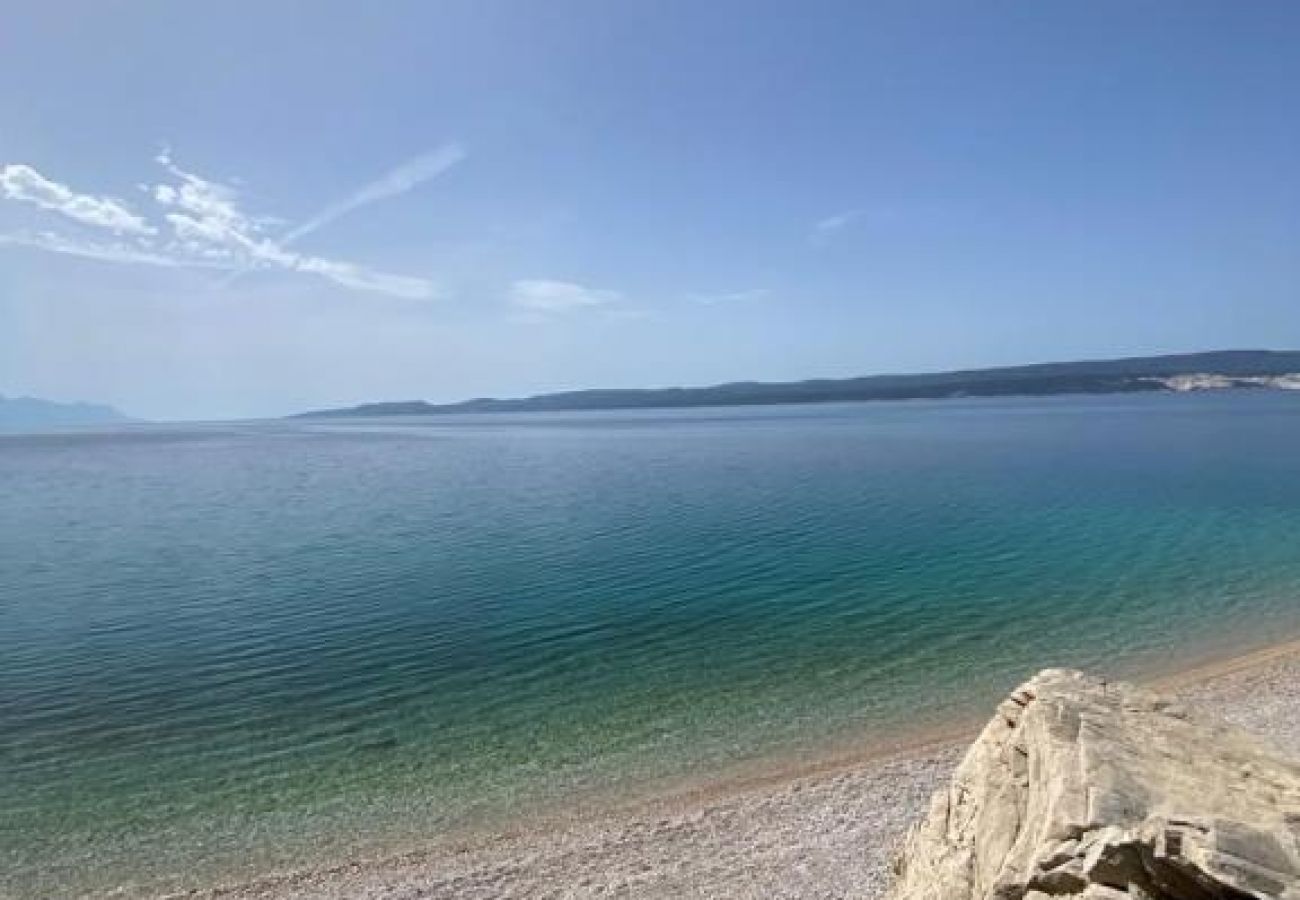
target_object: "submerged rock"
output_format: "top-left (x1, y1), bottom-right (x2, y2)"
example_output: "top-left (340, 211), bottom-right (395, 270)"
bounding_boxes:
top-left (887, 669), bottom-right (1300, 899)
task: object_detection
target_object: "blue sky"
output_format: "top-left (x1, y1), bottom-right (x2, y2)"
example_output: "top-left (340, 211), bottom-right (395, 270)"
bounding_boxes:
top-left (2, 2), bottom-right (1297, 419)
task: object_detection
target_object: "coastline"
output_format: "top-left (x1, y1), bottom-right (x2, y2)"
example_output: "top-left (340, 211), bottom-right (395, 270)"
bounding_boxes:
top-left (174, 633), bottom-right (1300, 900)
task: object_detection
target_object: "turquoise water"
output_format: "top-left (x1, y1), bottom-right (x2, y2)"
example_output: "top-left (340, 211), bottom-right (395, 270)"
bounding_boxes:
top-left (4, 392), bottom-right (1300, 896)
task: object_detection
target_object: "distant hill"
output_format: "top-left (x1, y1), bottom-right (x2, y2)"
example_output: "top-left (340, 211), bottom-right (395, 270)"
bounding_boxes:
top-left (0, 395), bottom-right (132, 429)
top-left (295, 350), bottom-right (1300, 419)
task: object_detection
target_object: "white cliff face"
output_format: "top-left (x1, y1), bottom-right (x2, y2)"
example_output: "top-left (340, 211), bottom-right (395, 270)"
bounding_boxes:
top-left (887, 669), bottom-right (1300, 899)
top-left (1151, 373), bottom-right (1300, 392)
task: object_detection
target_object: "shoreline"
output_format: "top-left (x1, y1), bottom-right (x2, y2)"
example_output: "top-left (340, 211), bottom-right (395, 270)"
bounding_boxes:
top-left (176, 632), bottom-right (1300, 900)
top-left (1143, 634), bottom-right (1300, 693)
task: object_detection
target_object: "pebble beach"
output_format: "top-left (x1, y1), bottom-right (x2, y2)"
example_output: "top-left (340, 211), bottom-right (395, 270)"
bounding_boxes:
top-left (181, 639), bottom-right (1300, 900)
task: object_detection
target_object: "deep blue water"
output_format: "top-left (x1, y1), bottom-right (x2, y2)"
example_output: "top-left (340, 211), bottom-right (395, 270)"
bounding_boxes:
top-left (4, 392), bottom-right (1300, 895)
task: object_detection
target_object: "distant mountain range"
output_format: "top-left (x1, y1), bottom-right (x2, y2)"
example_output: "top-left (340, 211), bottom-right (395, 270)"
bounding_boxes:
top-left (0, 395), bottom-right (132, 429)
top-left (296, 350), bottom-right (1300, 419)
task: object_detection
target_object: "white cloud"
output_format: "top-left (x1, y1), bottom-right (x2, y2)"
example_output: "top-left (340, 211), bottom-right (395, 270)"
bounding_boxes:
top-left (688, 288), bottom-right (770, 305)
top-left (295, 257), bottom-right (434, 300)
top-left (811, 208), bottom-right (862, 242)
top-left (509, 279), bottom-right (620, 314)
top-left (152, 155), bottom-right (291, 263)
top-left (0, 230), bottom-right (202, 268)
top-left (284, 143), bottom-right (466, 244)
top-left (0, 156), bottom-right (439, 300)
top-left (0, 164), bottom-right (155, 235)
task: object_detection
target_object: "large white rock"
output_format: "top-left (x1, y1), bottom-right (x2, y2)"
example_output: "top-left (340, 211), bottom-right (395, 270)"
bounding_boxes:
top-left (888, 669), bottom-right (1300, 899)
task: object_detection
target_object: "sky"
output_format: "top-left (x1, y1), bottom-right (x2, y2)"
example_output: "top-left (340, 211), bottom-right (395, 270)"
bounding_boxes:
top-left (2, 2), bottom-right (1298, 420)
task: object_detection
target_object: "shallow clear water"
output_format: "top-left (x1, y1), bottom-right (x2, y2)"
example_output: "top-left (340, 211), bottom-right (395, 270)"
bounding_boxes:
top-left (4, 392), bottom-right (1300, 896)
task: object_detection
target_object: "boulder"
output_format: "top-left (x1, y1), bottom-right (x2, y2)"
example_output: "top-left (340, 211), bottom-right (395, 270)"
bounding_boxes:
top-left (887, 669), bottom-right (1300, 899)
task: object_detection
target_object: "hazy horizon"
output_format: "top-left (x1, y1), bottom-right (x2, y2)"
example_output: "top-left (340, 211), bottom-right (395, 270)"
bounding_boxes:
top-left (4, 2), bottom-right (1299, 420)
top-left (11, 344), bottom-right (1300, 424)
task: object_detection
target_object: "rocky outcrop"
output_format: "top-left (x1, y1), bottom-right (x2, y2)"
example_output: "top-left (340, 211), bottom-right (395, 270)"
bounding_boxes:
top-left (888, 669), bottom-right (1300, 899)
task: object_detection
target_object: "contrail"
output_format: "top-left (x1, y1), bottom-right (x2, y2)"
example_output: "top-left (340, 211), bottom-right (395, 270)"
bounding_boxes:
top-left (213, 143), bottom-right (465, 292)
top-left (283, 143), bottom-right (467, 245)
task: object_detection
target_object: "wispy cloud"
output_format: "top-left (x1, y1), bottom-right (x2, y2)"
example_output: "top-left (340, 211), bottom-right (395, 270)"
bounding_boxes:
top-left (0, 230), bottom-right (198, 268)
top-left (0, 153), bottom-right (442, 299)
top-left (510, 279), bottom-right (620, 313)
top-left (811, 208), bottom-right (862, 243)
top-left (284, 144), bottom-right (466, 244)
top-left (294, 257), bottom-right (434, 299)
top-left (1, 164), bottom-right (155, 235)
top-left (687, 287), bottom-right (770, 306)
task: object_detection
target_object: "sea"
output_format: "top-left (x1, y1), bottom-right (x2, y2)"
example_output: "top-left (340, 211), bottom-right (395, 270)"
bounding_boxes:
top-left (4, 391), bottom-right (1300, 896)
